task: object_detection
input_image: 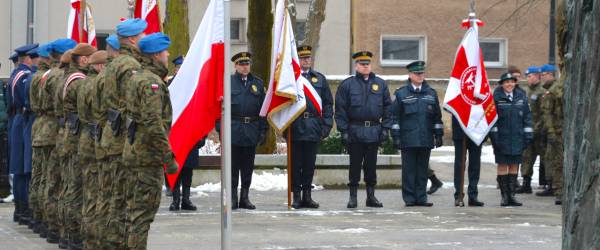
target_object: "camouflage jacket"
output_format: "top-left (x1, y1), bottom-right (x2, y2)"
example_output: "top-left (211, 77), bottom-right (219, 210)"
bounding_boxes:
top-left (77, 68), bottom-right (98, 158)
top-left (62, 64), bottom-right (89, 153)
top-left (99, 43), bottom-right (143, 157)
top-left (122, 55), bottom-right (172, 168)
top-left (91, 58), bottom-right (111, 160)
top-left (525, 82), bottom-right (546, 133)
top-left (37, 63), bottom-right (65, 146)
top-left (30, 61), bottom-right (51, 147)
top-left (540, 79), bottom-right (563, 138)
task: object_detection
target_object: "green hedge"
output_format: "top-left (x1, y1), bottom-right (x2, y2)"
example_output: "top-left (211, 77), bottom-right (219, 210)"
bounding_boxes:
top-left (318, 130), bottom-right (398, 155)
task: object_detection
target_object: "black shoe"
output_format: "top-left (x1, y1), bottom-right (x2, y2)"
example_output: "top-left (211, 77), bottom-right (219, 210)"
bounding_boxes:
top-left (58, 238), bottom-right (69, 249)
top-left (347, 186), bottom-right (357, 208)
top-left (68, 239), bottom-right (83, 250)
top-left (499, 176), bottom-right (510, 207)
top-left (302, 189), bottom-right (319, 209)
top-left (238, 188), bottom-right (256, 210)
top-left (405, 203), bottom-right (416, 207)
top-left (232, 189), bottom-right (238, 210)
top-left (181, 199), bottom-right (197, 211)
top-left (169, 200), bottom-right (180, 211)
top-left (31, 221), bottom-right (40, 233)
top-left (555, 195), bottom-right (562, 205)
top-left (454, 199), bottom-right (464, 207)
top-left (507, 174), bottom-right (522, 206)
top-left (46, 230), bottom-right (59, 244)
top-left (536, 180), bottom-right (554, 196)
top-left (427, 175), bottom-right (443, 195)
top-left (415, 201), bottom-right (433, 207)
top-left (13, 202), bottom-right (22, 223)
top-left (468, 198), bottom-right (484, 207)
top-left (291, 191), bottom-right (302, 209)
top-left (365, 186), bottom-right (383, 207)
top-left (516, 176), bottom-right (532, 194)
top-left (38, 224), bottom-right (48, 238)
top-left (170, 186), bottom-right (181, 211)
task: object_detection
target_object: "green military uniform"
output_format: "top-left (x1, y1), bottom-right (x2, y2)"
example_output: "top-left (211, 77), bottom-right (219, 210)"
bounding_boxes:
top-left (122, 54), bottom-right (172, 250)
top-left (521, 82), bottom-right (546, 179)
top-left (540, 79), bottom-right (564, 199)
top-left (62, 63), bottom-right (88, 246)
top-left (99, 43), bottom-right (142, 249)
top-left (78, 66), bottom-right (98, 249)
top-left (28, 60), bottom-right (51, 229)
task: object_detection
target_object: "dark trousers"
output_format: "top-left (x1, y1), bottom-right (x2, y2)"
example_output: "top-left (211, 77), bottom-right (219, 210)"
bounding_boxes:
top-left (173, 166), bottom-right (193, 193)
top-left (291, 140), bottom-right (318, 192)
top-left (347, 142), bottom-right (379, 187)
top-left (401, 148), bottom-right (431, 204)
top-left (232, 145), bottom-right (256, 189)
top-left (453, 138), bottom-right (482, 200)
top-left (13, 173), bottom-right (31, 204)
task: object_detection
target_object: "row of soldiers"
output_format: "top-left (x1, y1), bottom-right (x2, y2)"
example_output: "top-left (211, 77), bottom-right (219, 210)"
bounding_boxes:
top-left (7, 18), bottom-right (176, 250)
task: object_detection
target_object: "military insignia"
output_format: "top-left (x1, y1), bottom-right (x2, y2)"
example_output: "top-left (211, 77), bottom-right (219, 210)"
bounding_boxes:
top-left (151, 83), bottom-right (159, 91)
top-left (531, 94), bottom-right (538, 100)
top-left (311, 77), bottom-right (318, 83)
top-left (251, 84), bottom-right (258, 93)
top-left (371, 84), bottom-right (379, 92)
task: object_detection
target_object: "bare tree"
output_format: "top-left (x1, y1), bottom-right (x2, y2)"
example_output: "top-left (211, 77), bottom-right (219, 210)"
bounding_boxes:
top-left (163, 0), bottom-right (190, 70)
top-left (301, 0), bottom-right (327, 60)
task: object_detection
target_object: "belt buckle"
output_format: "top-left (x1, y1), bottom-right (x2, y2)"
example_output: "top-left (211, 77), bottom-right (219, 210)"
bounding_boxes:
top-left (244, 117), bottom-right (251, 124)
top-left (303, 112), bottom-right (310, 119)
top-left (364, 121), bottom-right (371, 127)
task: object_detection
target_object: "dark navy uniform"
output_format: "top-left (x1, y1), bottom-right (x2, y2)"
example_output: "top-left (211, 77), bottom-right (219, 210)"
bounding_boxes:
top-left (451, 116), bottom-right (483, 205)
top-left (391, 79), bottom-right (443, 206)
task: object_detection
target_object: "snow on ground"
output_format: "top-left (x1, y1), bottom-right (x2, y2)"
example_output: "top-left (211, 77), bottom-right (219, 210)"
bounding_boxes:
top-left (322, 228), bottom-right (371, 234)
top-left (190, 169), bottom-right (325, 194)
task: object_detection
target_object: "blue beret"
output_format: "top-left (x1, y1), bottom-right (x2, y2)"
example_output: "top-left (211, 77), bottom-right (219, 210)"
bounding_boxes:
top-left (138, 32), bottom-right (171, 54)
top-left (540, 64), bottom-right (556, 72)
top-left (525, 66), bottom-right (540, 75)
top-left (15, 43), bottom-right (39, 56)
top-left (51, 38), bottom-right (77, 54)
top-left (117, 18), bottom-right (148, 37)
top-left (37, 43), bottom-right (52, 58)
top-left (106, 34), bottom-right (120, 50)
top-left (26, 48), bottom-right (39, 58)
top-left (172, 55), bottom-right (184, 65)
top-left (9, 53), bottom-right (18, 62)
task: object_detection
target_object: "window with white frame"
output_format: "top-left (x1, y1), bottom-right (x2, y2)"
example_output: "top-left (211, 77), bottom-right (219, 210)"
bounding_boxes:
top-left (295, 20), bottom-right (306, 42)
top-left (380, 35), bottom-right (426, 66)
top-left (230, 18), bottom-right (246, 44)
top-left (480, 38), bottom-right (507, 68)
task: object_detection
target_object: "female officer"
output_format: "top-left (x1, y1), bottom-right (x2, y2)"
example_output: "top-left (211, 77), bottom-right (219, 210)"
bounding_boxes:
top-left (489, 72), bottom-right (533, 207)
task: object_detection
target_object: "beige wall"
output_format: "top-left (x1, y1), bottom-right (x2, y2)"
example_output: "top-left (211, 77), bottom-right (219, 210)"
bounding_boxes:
top-left (353, 0), bottom-right (551, 79)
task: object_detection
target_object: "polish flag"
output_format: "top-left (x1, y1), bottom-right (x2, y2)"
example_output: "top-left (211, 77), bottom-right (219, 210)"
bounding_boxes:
top-left (134, 0), bottom-right (162, 34)
top-left (260, 0), bottom-right (322, 134)
top-left (443, 18), bottom-right (497, 145)
top-left (166, 0), bottom-right (224, 188)
top-left (67, 0), bottom-right (97, 47)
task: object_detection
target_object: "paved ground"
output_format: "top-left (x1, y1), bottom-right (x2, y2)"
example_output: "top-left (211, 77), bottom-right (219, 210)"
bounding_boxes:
top-left (0, 160), bottom-right (562, 250)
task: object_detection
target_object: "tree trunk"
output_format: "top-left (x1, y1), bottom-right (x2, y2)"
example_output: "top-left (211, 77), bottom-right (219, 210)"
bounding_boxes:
top-left (248, 0), bottom-right (275, 154)
top-left (302, 0), bottom-right (326, 60)
top-left (163, 0), bottom-right (190, 71)
top-left (562, 1), bottom-right (600, 249)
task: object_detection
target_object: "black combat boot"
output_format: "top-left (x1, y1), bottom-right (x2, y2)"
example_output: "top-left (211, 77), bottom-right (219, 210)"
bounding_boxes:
top-left (46, 230), bottom-right (60, 244)
top-left (291, 191), bottom-right (302, 209)
top-left (516, 176), bottom-right (532, 194)
top-left (347, 186), bottom-right (358, 208)
top-left (19, 203), bottom-right (31, 226)
top-left (365, 186), bottom-right (383, 208)
top-left (427, 175), bottom-right (443, 195)
top-left (535, 180), bottom-right (554, 196)
top-left (58, 237), bottom-right (69, 249)
top-left (499, 176), bottom-right (510, 207)
top-left (238, 188), bottom-right (256, 210)
top-left (232, 189), bottom-right (238, 210)
top-left (181, 187), bottom-right (197, 211)
top-left (507, 174), bottom-right (523, 206)
top-left (169, 187), bottom-right (180, 211)
top-left (38, 223), bottom-right (48, 238)
top-left (31, 220), bottom-right (40, 233)
top-left (68, 238), bottom-right (83, 250)
top-left (13, 201), bottom-right (22, 223)
top-left (302, 188), bottom-right (319, 209)
top-left (555, 195), bottom-right (562, 205)
top-left (468, 197), bottom-right (484, 207)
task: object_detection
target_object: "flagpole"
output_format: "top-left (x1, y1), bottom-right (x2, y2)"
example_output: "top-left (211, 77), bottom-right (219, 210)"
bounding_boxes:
top-left (80, 0), bottom-right (86, 42)
top-left (221, 0), bottom-right (232, 249)
top-left (287, 129), bottom-right (292, 209)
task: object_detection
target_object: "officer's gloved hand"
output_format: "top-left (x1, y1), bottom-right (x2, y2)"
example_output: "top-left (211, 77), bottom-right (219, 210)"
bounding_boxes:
top-left (341, 132), bottom-right (350, 145)
top-left (392, 136), bottom-right (401, 149)
top-left (434, 135), bottom-right (443, 148)
top-left (166, 160), bottom-right (179, 174)
top-left (258, 132), bottom-right (267, 145)
top-left (379, 129), bottom-right (389, 142)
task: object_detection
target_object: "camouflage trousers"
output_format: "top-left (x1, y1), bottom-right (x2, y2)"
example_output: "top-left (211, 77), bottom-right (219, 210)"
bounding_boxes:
top-left (94, 157), bottom-right (110, 246)
top-left (102, 155), bottom-right (129, 249)
top-left (126, 166), bottom-right (163, 250)
top-left (80, 142), bottom-right (98, 250)
top-left (55, 131), bottom-right (68, 239)
top-left (29, 146), bottom-right (46, 224)
top-left (521, 134), bottom-right (545, 178)
top-left (544, 135), bottom-right (564, 196)
top-left (64, 149), bottom-right (83, 244)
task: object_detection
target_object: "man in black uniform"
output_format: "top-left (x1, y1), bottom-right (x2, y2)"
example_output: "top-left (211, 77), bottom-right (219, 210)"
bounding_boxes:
top-left (391, 61), bottom-right (443, 207)
top-left (335, 51), bottom-right (392, 209)
top-left (217, 52), bottom-right (267, 210)
top-left (452, 116), bottom-right (484, 206)
top-left (289, 46), bottom-right (334, 209)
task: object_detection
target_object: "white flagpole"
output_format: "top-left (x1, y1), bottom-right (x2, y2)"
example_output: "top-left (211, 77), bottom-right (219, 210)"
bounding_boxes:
top-left (221, 0), bottom-right (232, 249)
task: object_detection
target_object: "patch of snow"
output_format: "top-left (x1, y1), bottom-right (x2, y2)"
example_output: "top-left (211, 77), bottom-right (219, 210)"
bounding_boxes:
top-left (515, 222), bottom-right (531, 227)
top-left (190, 170), bottom-right (324, 193)
top-left (325, 228), bottom-right (371, 234)
top-left (427, 242), bottom-right (462, 246)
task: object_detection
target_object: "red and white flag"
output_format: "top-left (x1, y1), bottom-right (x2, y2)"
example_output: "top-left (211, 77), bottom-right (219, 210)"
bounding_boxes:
top-left (167, 0), bottom-right (224, 188)
top-left (134, 0), bottom-right (162, 34)
top-left (260, 0), bottom-right (322, 133)
top-left (67, 0), bottom-right (97, 47)
top-left (443, 19), bottom-right (497, 145)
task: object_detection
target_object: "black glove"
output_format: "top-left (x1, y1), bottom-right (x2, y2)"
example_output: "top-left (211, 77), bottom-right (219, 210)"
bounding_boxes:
top-left (379, 129), bottom-right (389, 142)
top-left (434, 135), bottom-right (443, 148)
top-left (258, 132), bottom-right (267, 145)
top-left (393, 136), bottom-right (401, 149)
top-left (341, 132), bottom-right (350, 145)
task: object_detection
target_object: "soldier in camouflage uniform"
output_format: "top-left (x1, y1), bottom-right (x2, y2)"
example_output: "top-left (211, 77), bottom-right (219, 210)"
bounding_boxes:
top-left (93, 34), bottom-right (119, 245)
top-left (537, 64), bottom-right (564, 205)
top-left (100, 19), bottom-right (145, 249)
top-left (62, 43), bottom-right (97, 250)
top-left (517, 66), bottom-right (546, 194)
top-left (40, 39), bottom-right (76, 245)
top-left (28, 43), bottom-right (52, 235)
top-left (122, 32), bottom-right (176, 250)
top-left (78, 50), bottom-right (107, 249)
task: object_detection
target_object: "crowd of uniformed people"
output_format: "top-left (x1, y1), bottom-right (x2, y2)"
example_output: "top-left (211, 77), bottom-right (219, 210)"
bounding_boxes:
top-left (0, 16), bottom-right (564, 250)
